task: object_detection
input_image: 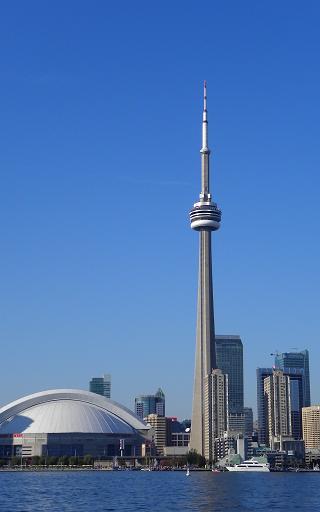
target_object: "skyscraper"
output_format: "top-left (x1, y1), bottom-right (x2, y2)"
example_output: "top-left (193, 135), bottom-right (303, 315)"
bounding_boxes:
top-left (264, 369), bottom-right (292, 449)
top-left (154, 388), bottom-right (165, 416)
top-left (215, 335), bottom-right (244, 414)
top-left (285, 368), bottom-right (304, 440)
top-left (257, 367), bottom-right (304, 444)
top-left (203, 370), bottom-right (228, 459)
top-left (89, 374), bottom-right (111, 398)
top-left (189, 83), bottom-right (223, 459)
top-left (135, 388), bottom-right (165, 419)
top-left (256, 368), bottom-right (273, 444)
top-left (302, 406), bottom-right (320, 450)
top-left (275, 350), bottom-right (310, 406)
top-left (243, 407), bottom-right (254, 436)
top-left (146, 414), bottom-right (170, 455)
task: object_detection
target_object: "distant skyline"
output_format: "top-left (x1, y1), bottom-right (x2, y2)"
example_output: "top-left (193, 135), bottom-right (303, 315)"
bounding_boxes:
top-left (1, 1), bottom-right (320, 418)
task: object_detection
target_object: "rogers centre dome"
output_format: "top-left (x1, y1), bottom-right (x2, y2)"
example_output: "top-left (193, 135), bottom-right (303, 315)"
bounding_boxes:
top-left (0, 389), bottom-right (150, 460)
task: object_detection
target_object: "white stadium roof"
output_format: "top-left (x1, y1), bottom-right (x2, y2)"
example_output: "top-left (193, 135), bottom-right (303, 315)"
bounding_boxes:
top-left (0, 389), bottom-right (149, 435)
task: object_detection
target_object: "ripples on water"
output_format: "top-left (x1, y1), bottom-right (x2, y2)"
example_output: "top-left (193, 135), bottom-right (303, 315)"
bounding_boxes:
top-left (0, 471), bottom-right (319, 511)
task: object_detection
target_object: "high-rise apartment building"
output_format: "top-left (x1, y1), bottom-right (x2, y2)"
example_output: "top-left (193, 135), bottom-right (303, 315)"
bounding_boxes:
top-left (275, 350), bottom-right (311, 406)
top-left (146, 414), bottom-right (171, 455)
top-left (203, 369), bottom-right (228, 460)
top-left (264, 370), bottom-right (292, 449)
top-left (89, 374), bottom-right (111, 398)
top-left (135, 388), bottom-right (165, 419)
top-left (189, 83), bottom-right (223, 459)
top-left (215, 335), bottom-right (244, 415)
top-left (302, 406), bottom-right (320, 450)
top-left (257, 367), bottom-right (304, 444)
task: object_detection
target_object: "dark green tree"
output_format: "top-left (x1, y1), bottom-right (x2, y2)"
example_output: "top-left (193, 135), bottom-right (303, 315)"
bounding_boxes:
top-left (186, 449), bottom-right (206, 467)
top-left (47, 456), bottom-right (58, 466)
top-left (83, 454), bottom-right (93, 466)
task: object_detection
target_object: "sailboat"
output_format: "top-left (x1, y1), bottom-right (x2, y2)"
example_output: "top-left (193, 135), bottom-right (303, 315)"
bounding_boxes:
top-left (186, 466), bottom-right (190, 476)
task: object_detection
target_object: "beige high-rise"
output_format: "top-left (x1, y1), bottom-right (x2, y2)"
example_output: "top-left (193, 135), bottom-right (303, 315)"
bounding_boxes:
top-left (302, 406), bottom-right (320, 450)
top-left (203, 369), bottom-right (228, 460)
top-left (264, 369), bottom-right (292, 449)
top-left (189, 83), bottom-right (223, 459)
top-left (146, 414), bottom-right (168, 455)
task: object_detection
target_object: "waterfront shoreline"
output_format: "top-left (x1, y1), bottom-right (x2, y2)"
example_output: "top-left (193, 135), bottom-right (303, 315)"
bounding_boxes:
top-left (1, 467), bottom-right (319, 473)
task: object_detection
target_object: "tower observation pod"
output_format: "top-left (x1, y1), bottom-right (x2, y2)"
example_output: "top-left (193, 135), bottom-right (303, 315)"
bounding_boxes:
top-left (190, 82), bottom-right (222, 231)
top-left (189, 82), bottom-right (223, 461)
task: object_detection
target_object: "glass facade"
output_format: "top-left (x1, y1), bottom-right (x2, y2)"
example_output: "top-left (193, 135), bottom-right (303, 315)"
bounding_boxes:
top-left (256, 367), bottom-right (273, 444)
top-left (243, 407), bottom-right (253, 436)
top-left (89, 374), bottom-right (111, 399)
top-left (289, 375), bottom-right (304, 440)
top-left (42, 434), bottom-right (140, 459)
top-left (0, 444), bottom-right (13, 458)
top-left (215, 335), bottom-right (244, 414)
top-left (44, 444), bottom-right (84, 457)
top-left (134, 388), bottom-right (165, 419)
top-left (275, 350), bottom-right (310, 406)
top-left (257, 367), bottom-right (304, 445)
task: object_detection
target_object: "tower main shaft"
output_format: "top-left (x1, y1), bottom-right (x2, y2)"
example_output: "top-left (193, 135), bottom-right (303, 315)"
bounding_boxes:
top-left (189, 83), bottom-right (222, 459)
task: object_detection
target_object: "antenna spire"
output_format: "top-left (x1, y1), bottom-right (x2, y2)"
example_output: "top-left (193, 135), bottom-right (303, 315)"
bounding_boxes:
top-left (201, 80), bottom-right (209, 154)
top-left (204, 80), bottom-right (207, 112)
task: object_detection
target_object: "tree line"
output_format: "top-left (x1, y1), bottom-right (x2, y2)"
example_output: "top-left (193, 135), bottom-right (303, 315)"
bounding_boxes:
top-left (0, 455), bottom-right (94, 467)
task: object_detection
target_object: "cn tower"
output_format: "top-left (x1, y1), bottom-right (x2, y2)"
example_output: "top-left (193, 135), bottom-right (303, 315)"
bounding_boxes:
top-left (189, 82), bottom-right (222, 458)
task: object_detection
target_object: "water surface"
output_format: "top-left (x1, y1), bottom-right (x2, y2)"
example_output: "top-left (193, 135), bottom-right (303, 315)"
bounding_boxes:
top-left (0, 471), bottom-right (319, 511)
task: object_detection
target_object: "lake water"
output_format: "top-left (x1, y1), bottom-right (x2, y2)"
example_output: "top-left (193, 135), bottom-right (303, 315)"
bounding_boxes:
top-left (0, 471), bottom-right (319, 511)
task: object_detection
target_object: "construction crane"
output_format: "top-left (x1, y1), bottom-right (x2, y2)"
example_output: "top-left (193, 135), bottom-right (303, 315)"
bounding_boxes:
top-left (270, 351), bottom-right (281, 369)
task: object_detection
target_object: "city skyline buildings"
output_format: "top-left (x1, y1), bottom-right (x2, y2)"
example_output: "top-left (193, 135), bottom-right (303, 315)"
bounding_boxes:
top-left (257, 364), bottom-right (306, 444)
top-left (255, 349), bottom-right (311, 445)
top-left (189, 82), bottom-right (223, 458)
top-left (135, 388), bottom-right (165, 419)
top-left (89, 374), bottom-right (111, 399)
top-left (264, 369), bottom-right (292, 449)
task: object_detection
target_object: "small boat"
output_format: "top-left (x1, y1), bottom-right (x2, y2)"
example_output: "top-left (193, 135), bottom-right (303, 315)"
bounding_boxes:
top-left (226, 459), bottom-right (270, 472)
top-left (186, 466), bottom-right (190, 476)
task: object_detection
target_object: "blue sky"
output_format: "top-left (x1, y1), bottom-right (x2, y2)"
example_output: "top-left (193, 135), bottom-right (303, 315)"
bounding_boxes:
top-left (1, 1), bottom-right (320, 419)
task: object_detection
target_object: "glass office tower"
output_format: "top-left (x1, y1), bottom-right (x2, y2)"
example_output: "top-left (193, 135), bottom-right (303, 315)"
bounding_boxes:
top-left (275, 350), bottom-right (310, 406)
top-left (89, 374), bottom-right (111, 398)
top-left (134, 388), bottom-right (165, 419)
top-left (215, 335), bottom-right (244, 414)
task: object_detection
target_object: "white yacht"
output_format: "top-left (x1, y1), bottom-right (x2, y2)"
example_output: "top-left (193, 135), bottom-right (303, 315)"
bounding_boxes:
top-left (226, 459), bottom-right (270, 472)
